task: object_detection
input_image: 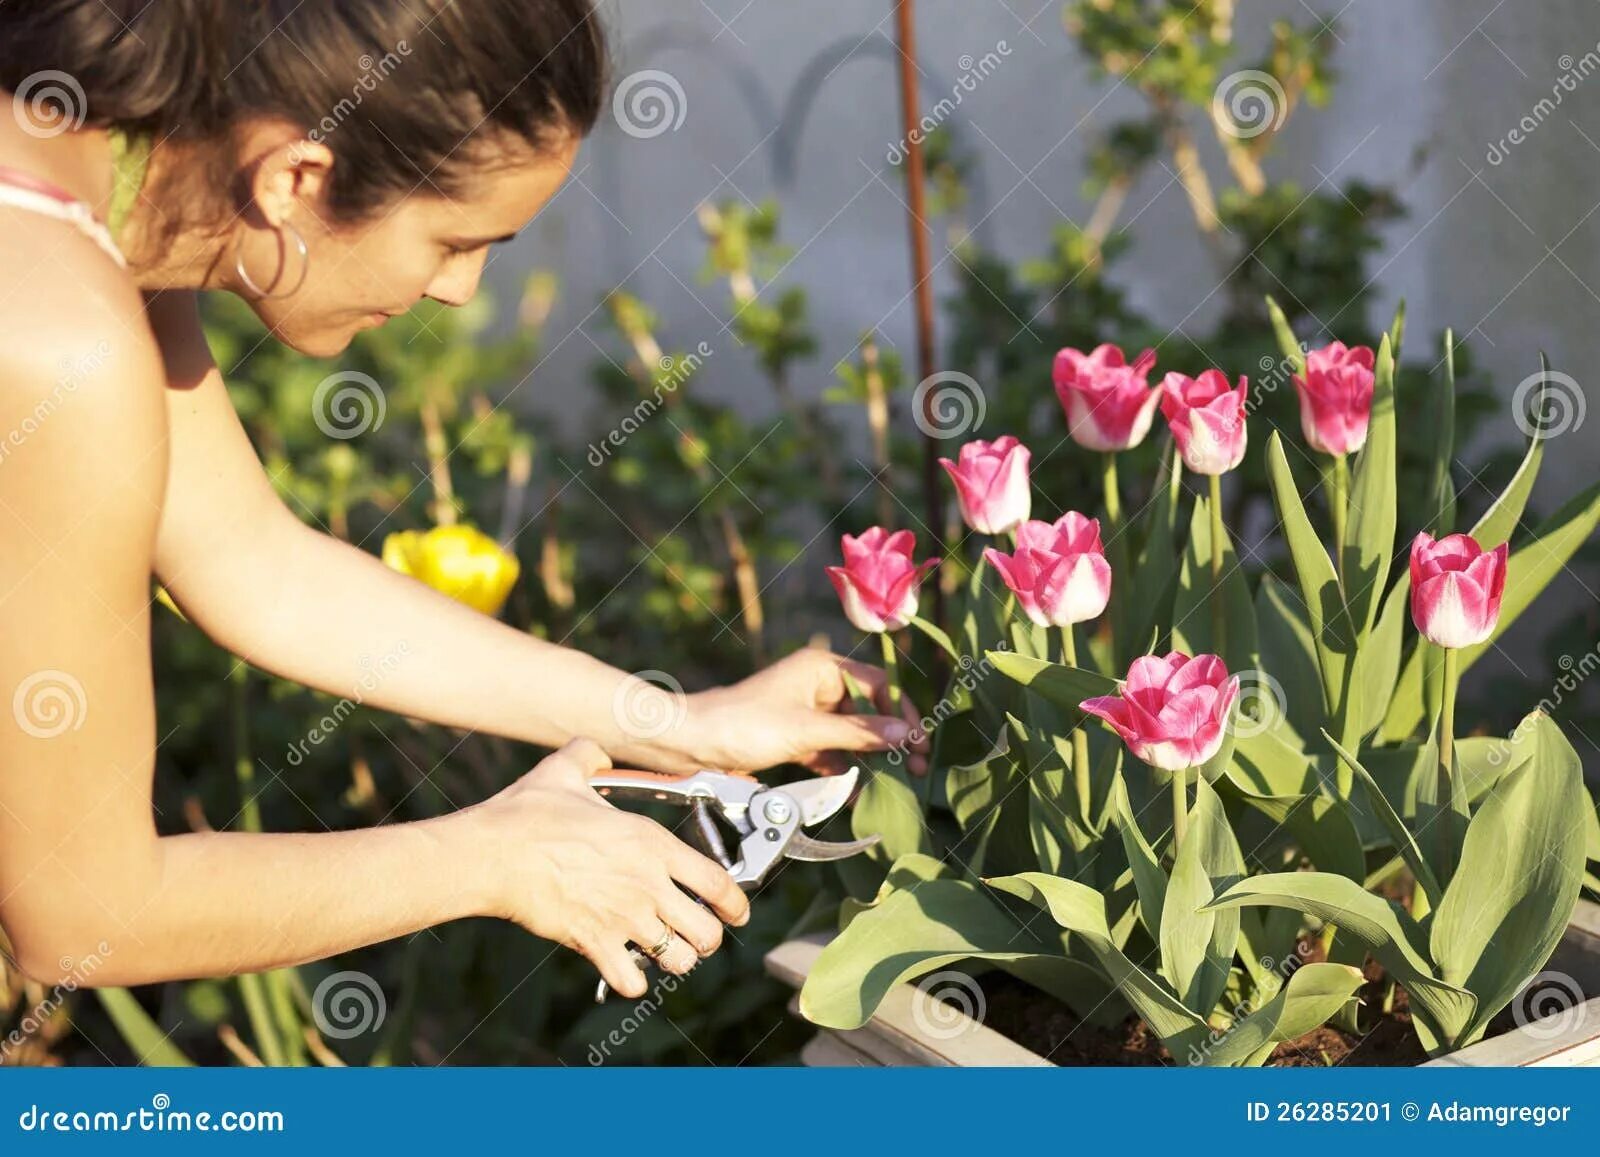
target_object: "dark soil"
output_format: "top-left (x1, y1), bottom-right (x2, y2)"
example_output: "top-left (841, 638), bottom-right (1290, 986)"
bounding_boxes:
top-left (970, 940), bottom-right (1428, 1067)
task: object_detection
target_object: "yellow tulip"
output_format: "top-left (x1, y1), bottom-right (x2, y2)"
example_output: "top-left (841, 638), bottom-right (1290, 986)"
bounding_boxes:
top-left (382, 525), bottom-right (521, 617)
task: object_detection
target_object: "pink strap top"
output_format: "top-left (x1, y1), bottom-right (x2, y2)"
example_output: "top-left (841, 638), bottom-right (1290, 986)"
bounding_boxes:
top-left (0, 164), bottom-right (127, 268)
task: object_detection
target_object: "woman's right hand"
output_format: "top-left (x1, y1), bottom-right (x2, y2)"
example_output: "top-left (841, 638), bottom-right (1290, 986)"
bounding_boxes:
top-left (474, 738), bottom-right (751, 999)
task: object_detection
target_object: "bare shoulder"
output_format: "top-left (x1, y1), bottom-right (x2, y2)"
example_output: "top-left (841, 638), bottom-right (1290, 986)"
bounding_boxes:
top-left (0, 221), bottom-right (169, 539)
top-left (0, 219), bottom-right (167, 464)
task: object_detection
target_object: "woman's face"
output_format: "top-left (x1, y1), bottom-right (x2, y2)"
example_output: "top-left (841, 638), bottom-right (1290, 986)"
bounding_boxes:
top-left (248, 133), bottom-right (579, 357)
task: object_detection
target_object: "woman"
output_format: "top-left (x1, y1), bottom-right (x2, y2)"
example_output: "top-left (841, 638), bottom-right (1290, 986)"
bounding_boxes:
top-left (0, 0), bottom-right (925, 1003)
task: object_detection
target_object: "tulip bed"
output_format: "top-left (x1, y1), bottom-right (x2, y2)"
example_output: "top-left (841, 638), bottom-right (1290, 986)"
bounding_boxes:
top-left (801, 302), bottom-right (1600, 1065)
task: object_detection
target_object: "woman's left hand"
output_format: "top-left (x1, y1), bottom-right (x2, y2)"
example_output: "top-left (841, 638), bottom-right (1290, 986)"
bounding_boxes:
top-left (686, 647), bottom-right (930, 776)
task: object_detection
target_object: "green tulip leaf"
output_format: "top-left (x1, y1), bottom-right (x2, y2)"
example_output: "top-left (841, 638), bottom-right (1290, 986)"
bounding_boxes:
top-left (1429, 713), bottom-right (1589, 1042)
top-left (1160, 779), bottom-right (1244, 1017)
top-left (1253, 575), bottom-right (1322, 746)
top-left (1472, 352), bottom-right (1554, 551)
top-left (1265, 433), bottom-right (1355, 723)
top-left (1206, 871), bottom-right (1478, 1050)
top-left (97, 989), bottom-right (195, 1067)
top-left (839, 852), bottom-right (955, 931)
top-left (1343, 334), bottom-right (1397, 638)
top-left (798, 879), bottom-right (1078, 1030)
top-left (1424, 329), bottom-right (1457, 535)
top-left (986, 651), bottom-right (1119, 713)
top-left (984, 872), bottom-right (1208, 1049)
top-left (1201, 961), bottom-right (1366, 1067)
top-left (1322, 730), bottom-right (1442, 902)
top-left (851, 761), bottom-right (932, 865)
top-left (1265, 295), bottom-right (1306, 375)
top-left (1114, 778), bottom-right (1168, 940)
top-left (1355, 577), bottom-right (1409, 740)
top-left (909, 614), bottom-right (959, 661)
top-left (1126, 441), bottom-right (1184, 662)
top-left (1173, 491), bottom-right (1259, 673)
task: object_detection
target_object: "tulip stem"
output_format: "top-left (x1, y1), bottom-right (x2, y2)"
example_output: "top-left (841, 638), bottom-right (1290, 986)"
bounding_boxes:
top-left (1103, 453), bottom-right (1128, 665)
top-left (879, 630), bottom-right (903, 715)
top-left (1102, 453), bottom-right (1123, 526)
top-left (1171, 770), bottom-right (1189, 854)
top-left (1331, 454), bottom-right (1350, 589)
top-left (1061, 627), bottom-right (1094, 827)
top-left (1208, 473), bottom-right (1226, 654)
top-left (1434, 645), bottom-right (1460, 884)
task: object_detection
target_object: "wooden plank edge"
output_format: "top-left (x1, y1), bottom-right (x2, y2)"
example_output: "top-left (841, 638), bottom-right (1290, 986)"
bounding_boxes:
top-left (799, 1032), bottom-right (885, 1068)
top-left (766, 933), bottom-right (1051, 1067)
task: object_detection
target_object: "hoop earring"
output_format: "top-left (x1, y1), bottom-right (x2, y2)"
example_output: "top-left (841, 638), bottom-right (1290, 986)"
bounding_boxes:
top-left (234, 221), bottom-right (310, 300)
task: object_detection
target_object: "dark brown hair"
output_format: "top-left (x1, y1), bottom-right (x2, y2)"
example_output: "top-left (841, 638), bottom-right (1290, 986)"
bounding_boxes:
top-left (0, 0), bottom-right (608, 220)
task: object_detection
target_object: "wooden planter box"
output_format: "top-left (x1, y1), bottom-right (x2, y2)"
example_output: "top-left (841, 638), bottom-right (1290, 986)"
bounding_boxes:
top-left (765, 899), bottom-right (1600, 1068)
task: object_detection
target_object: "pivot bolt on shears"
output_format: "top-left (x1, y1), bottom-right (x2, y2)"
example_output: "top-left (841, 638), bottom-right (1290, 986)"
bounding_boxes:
top-left (587, 765), bottom-right (878, 1002)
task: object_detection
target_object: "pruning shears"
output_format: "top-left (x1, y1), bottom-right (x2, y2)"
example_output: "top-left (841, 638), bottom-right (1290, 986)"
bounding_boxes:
top-left (588, 765), bottom-right (878, 1002)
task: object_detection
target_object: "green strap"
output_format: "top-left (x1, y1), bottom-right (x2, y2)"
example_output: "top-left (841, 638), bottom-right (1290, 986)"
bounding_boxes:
top-left (106, 128), bottom-right (152, 242)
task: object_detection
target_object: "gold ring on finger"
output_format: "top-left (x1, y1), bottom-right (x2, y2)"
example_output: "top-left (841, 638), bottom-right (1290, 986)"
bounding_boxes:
top-left (641, 921), bottom-right (675, 960)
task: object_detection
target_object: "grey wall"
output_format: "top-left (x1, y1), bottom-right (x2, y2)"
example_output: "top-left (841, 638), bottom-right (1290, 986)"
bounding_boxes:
top-left (504, 2), bottom-right (1596, 461)
top-left (492, 0), bottom-right (1600, 743)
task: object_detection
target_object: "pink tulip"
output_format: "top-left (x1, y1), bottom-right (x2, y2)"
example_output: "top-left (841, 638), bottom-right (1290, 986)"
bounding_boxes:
top-left (939, 435), bottom-right (1032, 535)
top-left (1080, 652), bottom-right (1239, 772)
top-left (1053, 344), bottom-right (1162, 452)
top-left (1293, 341), bottom-right (1375, 456)
top-left (982, 513), bottom-right (1112, 628)
top-left (1408, 532), bottom-right (1508, 649)
top-left (1160, 370), bottom-right (1249, 476)
top-left (826, 528), bottom-right (938, 634)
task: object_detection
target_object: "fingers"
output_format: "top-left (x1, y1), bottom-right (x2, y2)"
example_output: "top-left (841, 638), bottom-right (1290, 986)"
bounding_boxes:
top-left (531, 737), bottom-right (612, 786)
top-left (620, 911), bottom-right (699, 976)
top-left (809, 708), bottom-right (932, 772)
top-left (834, 656), bottom-right (889, 703)
top-left (832, 656), bottom-right (931, 774)
top-left (660, 837), bottom-right (750, 927)
top-left (587, 938), bottom-right (649, 999)
top-left (654, 886), bottom-right (726, 957)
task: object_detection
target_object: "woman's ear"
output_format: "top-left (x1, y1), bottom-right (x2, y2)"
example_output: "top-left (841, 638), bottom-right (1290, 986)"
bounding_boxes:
top-left (240, 120), bottom-right (334, 227)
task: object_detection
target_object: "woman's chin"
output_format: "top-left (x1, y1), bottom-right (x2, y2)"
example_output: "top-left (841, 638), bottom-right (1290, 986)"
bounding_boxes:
top-left (272, 321), bottom-right (369, 359)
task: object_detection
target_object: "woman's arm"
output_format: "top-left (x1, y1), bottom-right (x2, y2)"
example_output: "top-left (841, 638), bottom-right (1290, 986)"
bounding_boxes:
top-left (149, 292), bottom-right (923, 775)
top-left (0, 275), bottom-right (742, 997)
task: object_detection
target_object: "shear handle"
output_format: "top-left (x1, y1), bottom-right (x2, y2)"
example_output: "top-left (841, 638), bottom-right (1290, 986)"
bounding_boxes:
top-left (589, 768), bottom-right (758, 811)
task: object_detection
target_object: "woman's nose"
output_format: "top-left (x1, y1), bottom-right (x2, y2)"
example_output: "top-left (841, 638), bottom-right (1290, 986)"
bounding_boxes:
top-left (425, 250), bottom-right (488, 308)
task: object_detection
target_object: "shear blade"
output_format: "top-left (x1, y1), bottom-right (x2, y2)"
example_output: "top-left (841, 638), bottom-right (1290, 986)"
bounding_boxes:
top-left (783, 830), bottom-right (881, 862)
top-left (781, 765), bottom-right (865, 827)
